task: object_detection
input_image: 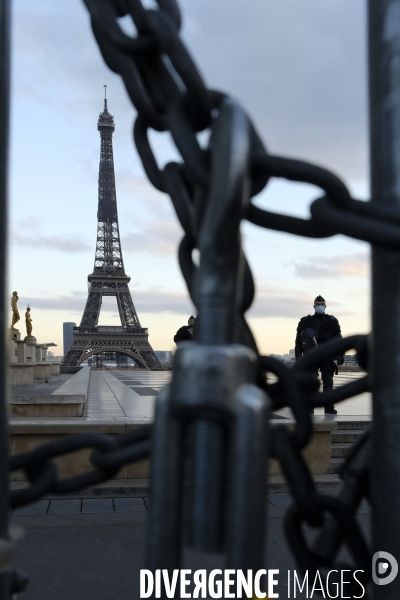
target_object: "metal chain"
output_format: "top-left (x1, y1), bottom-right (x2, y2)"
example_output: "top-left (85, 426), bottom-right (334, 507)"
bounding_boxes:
top-left (8, 0), bottom-right (394, 595)
top-left (9, 425), bottom-right (152, 507)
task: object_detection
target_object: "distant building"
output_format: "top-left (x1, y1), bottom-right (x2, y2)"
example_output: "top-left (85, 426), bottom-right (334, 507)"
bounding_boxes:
top-left (155, 351), bottom-right (173, 365)
top-left (63, 322), bottom-right (76, 356)
top-left (270, 353), bottom-right (284, 361)
top-left (46, 354), bottom-right (63, 363)
top-left (270, 352), bottom-right (295, 364)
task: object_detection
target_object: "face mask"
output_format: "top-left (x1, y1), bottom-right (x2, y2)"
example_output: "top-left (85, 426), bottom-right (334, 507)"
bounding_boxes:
top-left (315, 305), bottom-right (325, 314)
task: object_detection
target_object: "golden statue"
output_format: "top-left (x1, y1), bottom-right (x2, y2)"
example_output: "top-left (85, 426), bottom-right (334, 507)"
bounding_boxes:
top-left (25, 306), bottom-right (33, 337)
top-left (11, 291), bottom-right (20, 330)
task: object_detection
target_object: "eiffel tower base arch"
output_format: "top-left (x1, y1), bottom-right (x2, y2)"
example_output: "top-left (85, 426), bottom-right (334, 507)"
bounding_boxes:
top-left (63, 327), bottom-right (163, 370)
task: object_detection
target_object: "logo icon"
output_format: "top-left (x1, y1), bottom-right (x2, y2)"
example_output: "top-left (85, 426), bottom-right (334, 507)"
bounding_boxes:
top-left (372, 551), bottom-right (399, 586)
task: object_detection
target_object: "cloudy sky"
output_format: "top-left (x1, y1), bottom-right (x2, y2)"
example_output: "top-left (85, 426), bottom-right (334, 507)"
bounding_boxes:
top-left (8, 0), bottom-right (370, 356)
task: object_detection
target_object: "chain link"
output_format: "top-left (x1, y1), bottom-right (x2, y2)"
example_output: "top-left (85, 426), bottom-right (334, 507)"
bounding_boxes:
top-left (9, 425), bottom-right (152, 507)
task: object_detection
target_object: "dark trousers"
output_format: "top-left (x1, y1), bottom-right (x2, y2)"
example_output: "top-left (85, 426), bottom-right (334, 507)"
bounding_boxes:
top-left (314, 361), bottom-right (336, 392)
top-left (313, 361), bottom-right (336, 411)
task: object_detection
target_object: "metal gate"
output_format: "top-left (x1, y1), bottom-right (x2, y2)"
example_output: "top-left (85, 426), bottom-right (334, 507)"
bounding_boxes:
top-left (1, 0), bottom-right (399, 598)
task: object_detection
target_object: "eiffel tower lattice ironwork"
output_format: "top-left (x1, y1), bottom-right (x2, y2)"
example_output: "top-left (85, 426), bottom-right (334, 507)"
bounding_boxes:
top-left (63, 93), bottom-right (162, 370)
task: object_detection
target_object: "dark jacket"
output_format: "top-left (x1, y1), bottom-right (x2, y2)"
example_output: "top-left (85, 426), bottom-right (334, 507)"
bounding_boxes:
top-left (173, 325), bottom-right (193, 344)
top-left (295, 313), bottom-right (341, 359)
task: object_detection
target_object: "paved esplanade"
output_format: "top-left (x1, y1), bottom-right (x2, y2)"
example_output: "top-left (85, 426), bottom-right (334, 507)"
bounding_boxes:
top-left (82, 370), bottom-right (369, 420)
top-left (82, 370), bottom-right (172, 419)
top-left (315, 371), bottom-right (371, 416)
top-left (11, 492), bottom-right (371, 600)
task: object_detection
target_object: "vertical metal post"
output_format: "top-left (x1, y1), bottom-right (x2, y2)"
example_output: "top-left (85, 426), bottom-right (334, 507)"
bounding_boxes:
top-left (369, 1), bottom-right (400, 597)
top-left (0, 0), bottom-right (10, 597)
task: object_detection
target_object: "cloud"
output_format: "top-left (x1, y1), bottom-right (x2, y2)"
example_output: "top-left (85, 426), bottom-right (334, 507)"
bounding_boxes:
top-left (16, 215), bottom-right (41, 229)
top-left (22, 287), bottom-right (194, 316)
top-left (11, 210), bottom-right (181, 258)
top-left (22, 286), bottom-right (308, 319)
top-left (24, 283), bottom-right (355, 321)
top-left (117, 175), bottom-right (184, 255)
top-left (249, 285), bottom-right (313, 319)
top-left (117, 174), bottom-right (179, 222)
top-left (135, 288), bottom-right (194, 314)
top-left (13, 0), bottom-right (368, 184)
top-left (122, 219), bottom-right (182, 256)
top-left (247, 283), bottom-right (353, 319)
top-left (292, 252), bottom-right (369, 280)
top-left (17, 295), bottom-right (86, 313)
top-left (182, 0), bottom-right (367, 181)
top-left (11, 230), bottom-right (91, 253)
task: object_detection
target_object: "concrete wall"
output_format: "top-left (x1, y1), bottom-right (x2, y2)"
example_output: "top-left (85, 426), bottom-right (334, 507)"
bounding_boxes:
top-left (34, 364), bottom-right (53, 380)
top-left (8, 418), bottom-right (336, 481)
top-left (9, 421), bottom-right (150, 481)
top-left (11, 363), bottom-right (61, 386)
top-left (10, 365), bottom-right (35, 387)
top-left (60, 367), bottom-right (83, 375)
top-left (10, 367), bottom-right (90, 417)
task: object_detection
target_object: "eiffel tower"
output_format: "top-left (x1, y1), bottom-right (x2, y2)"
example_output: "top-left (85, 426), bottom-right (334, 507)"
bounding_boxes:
top-left (63, 91), bottom-right (162, 370)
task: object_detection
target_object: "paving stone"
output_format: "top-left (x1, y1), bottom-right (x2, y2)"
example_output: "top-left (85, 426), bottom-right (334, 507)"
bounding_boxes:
top-left (332, 430), bottom-right (365, 443)
top-left (82, 499), bottom-right (114, 513)
top-left (129, 387), bottom-right (158, 396)
top-left (13, 500), bottom-right (50, 515)
top-left (357, 499), bottom-right (372, 515)
top-left (331, 442), bottom-right (352, 458)
top-left (113, 498), bottom-right (146, 512)
top-left (48, 499), bottom-right (82, 515)
top-left (267, 493), bottom-right (293, 507)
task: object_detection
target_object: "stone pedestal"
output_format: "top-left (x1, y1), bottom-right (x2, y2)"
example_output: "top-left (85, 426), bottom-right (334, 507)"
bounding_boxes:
top-left (10, 364), bottom-right (35, 387)
top-left (16, 340), bottom-right (36, 364)
top-left (9, 329), bottom-right (20, 364)
top-left (34, 364), bottom-right (54, 381)
top-left (9, 329), bottom-right (21, 341)
top-left (39, 345), bottom-right (49, 362)
top-left (10, 332), bottom-right (57, 386)
top-left (50, 363), bottom-right (61, 375)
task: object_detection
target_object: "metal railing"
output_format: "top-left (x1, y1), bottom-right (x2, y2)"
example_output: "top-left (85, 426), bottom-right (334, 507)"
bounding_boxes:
top-left (73, 326), bottom-right (148, 334)
top-left (0, 0), bottom-right (399, 598)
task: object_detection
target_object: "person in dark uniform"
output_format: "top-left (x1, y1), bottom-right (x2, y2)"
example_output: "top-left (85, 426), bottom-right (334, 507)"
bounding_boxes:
top-left (295, 296), bottom-right (344, 414)
top-left (174, 316), bottom-right (195, 345)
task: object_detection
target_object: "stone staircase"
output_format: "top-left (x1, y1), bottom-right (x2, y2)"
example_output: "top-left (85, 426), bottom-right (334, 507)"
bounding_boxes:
top-left (329, 419), bottom-right (371, 474)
